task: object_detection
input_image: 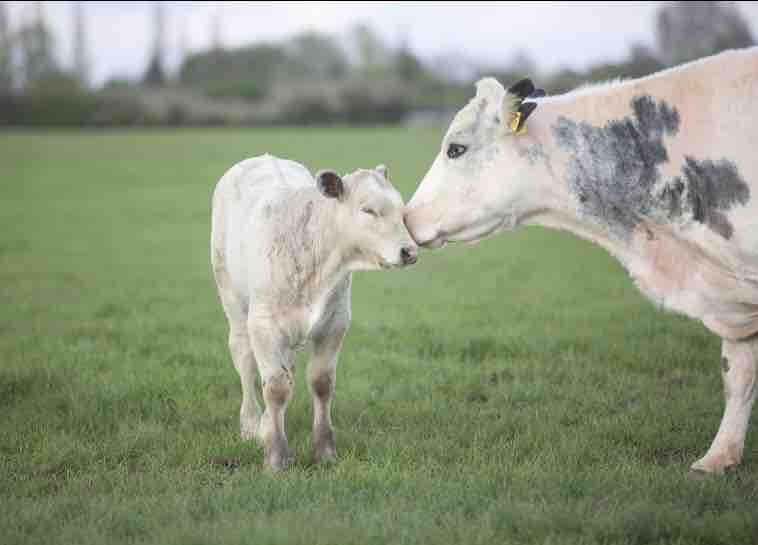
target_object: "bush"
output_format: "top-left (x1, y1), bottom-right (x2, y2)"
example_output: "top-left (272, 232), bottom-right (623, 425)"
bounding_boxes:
top-left (338, 79), bottom-right (411, 124)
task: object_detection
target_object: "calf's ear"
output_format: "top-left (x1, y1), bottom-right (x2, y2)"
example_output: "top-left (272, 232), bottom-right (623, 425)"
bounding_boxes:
top-left (376, 164), bottom-right (389, 179)
top-left (316, 170), bottom-right (344, 200)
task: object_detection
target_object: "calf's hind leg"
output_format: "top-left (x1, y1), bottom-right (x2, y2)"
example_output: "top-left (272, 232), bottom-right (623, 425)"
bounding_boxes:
top-left (228, 326), bottom-right (261, 440)
top-left (691, 336), bottom-right (757, 475)
top-left (213, 275), bottom-right (261, 440)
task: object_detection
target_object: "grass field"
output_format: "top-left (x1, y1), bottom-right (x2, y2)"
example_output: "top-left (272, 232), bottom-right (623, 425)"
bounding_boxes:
top-left (2, 128), bottom-right (756, 545)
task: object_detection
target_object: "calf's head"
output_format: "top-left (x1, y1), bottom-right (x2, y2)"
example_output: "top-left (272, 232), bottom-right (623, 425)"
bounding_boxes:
top-left (405, 77), bottom-right (543, 248)
top-left (316, 165), bottom-right (418, 270)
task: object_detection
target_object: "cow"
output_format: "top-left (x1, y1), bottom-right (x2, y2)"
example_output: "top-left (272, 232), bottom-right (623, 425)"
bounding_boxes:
top-left (212, 155), bottom-right (417, 470)
top-left (404, 46), bottom-right (758, 475)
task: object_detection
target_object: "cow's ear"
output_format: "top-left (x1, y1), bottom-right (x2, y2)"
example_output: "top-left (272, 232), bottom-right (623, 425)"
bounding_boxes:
top-left (375, 164), bottom-right (389, 179)
top-left (503, 80), bottom-right (541, 135)
top-left (507, 78), bottom-right (535, 100)
top-left (316, 170), bottom-right (344, 200)
top-left (528, 88), bottom-right (546, 99)
top-left (511, 101), bottom-right (538, 133)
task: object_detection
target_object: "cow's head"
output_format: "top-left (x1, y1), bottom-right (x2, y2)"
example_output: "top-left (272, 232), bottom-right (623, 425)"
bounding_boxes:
top-left (405, 77), bottom-right (543, 248)
top-left (316, 165), bottom-right (418, 270)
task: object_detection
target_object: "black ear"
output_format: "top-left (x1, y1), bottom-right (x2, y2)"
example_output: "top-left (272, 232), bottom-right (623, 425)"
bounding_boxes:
top-left (316, 170), bottom-right (344, 200)
top-left (508, 78), bottom-right (535, 100)
top-left (528, 88), bottom-right (546, 99)
top-left (513, 101), bottom-right (538, 133)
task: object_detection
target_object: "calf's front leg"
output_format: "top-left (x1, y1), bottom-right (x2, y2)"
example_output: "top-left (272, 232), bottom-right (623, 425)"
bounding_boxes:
top-left (691, 336), bottom-right (757, 475)
top-left (308, 316), bottom-right (348, 464)
top-left (248, 320), bottom-right (296, 471)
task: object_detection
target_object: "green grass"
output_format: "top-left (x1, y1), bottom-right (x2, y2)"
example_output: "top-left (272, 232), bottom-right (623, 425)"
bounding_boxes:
top-left (1, 127), bottom-right (756, 545)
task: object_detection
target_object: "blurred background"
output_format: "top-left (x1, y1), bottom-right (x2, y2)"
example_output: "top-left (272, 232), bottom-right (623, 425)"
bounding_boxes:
top-left (0, 1), bottom-right (756, 127)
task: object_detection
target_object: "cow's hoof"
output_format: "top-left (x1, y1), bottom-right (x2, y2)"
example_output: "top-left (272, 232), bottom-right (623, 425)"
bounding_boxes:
top-left (687, 467), bottom-right (715, 480)
top-left (690, 454), bottom-right (739, 477)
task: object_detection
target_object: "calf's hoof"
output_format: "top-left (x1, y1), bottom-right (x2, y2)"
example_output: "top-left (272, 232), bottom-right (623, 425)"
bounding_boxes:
top-left (240, 415), bottom-right (260, 441)
top-left (313, 429), bottom-right (337, 465)
top-left (263, 437), bottom-right (293, 472)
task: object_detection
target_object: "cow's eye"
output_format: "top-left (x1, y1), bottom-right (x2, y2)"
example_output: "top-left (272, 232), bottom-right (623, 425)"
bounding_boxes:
top-left (361, 206), bottom-right (378, 217)
top-left (447, 143), bottom-right (467, 159)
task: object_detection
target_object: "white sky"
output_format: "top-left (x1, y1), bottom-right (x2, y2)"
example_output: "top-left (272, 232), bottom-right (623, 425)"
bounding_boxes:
top-left (6, 1), bottom-right (758, 86)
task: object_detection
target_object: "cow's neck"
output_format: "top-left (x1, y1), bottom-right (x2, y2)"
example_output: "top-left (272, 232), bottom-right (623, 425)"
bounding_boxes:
top-left (515, 93), bottom-right (641, 266)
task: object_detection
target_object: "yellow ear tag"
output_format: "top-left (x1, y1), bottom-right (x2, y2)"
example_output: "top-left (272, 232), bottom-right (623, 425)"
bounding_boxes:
top-left (509, 111), bottom-right (527, 135)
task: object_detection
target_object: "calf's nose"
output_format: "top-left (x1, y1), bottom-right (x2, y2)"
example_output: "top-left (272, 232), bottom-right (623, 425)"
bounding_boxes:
top-left (400, 245), bottom-right (418, 265)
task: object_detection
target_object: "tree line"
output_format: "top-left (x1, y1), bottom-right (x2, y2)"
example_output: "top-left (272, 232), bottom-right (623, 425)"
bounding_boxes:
top-left (0, 1), bottom-right (753, 127)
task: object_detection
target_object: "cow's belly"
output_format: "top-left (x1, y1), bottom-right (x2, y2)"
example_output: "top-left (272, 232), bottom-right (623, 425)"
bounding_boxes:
top-left (627, 223), bottom-right (758, 340)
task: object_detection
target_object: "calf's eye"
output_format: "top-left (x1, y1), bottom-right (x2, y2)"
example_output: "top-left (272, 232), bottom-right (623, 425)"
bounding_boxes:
top-left (361, 207), bottom-right (378, 217)
top-left (447, 143), bottom-right (467, 159)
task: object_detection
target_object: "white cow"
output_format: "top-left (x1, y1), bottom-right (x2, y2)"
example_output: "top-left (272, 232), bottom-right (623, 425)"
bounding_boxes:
top-left (404, 47), bottom-right (758, 475)
top-left (212, 155), bottom-right (417, 470)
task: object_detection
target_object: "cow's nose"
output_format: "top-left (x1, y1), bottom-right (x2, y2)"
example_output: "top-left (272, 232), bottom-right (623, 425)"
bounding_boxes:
top-left (400, 245), bottom-right (418, 265)
top-left (404, 209), bottom-right (439, 248)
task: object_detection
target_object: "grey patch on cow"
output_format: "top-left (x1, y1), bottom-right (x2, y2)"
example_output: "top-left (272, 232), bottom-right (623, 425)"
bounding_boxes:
top-left (721, 357), bottom-right (730, 373)
top-left (660, 158), bottom-right (750, 239)
top-left (518, 142), bottom-right (546, 165)
top-left (632, 94), bottom-right (680, 136)
top-left (552, 95), bottom-right (680, 239)
top-left (517, 141), bottom-right (554, 176)
top-left (553, 94), bottom-right (749, 240)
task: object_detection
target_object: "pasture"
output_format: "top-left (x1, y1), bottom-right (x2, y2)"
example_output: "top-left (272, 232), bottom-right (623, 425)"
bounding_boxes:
top-left (1, 128), bottom-right (756, 544)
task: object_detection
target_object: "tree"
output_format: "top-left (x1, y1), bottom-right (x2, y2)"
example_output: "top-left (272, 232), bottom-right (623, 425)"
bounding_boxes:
top-left (0, 2), bottom-right (12, 92)
top-left (210, 12), bottom-right (222, 53)
top-left (656, 1), bottom-right (754, 66)
top-left (395, 36), bottom-right (426, 82)
top-left (625, 43), bottom-right (664, 78)
top-left (285, 31), bottom-right (348, 80)
top-left (179, 44), bottom-right (290, 101)
top-left (143, 2), bottom-right (166, 86)
top-left (349, 24), bottom-right (390, 75)
top-left (17, 2), bottom-right (57, 87)
top-left (72, 2), bottom-right (89, 88)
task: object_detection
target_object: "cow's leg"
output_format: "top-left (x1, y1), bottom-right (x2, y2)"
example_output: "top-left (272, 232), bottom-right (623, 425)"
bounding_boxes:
top-left (214, 281), bottom-right (261, 440)
top-left (308, 313), bottom-right (349, 464)
top-left (248, 319), bottom-right (295, 471)
top-left (691, 337), bottom-right (757, 475)
top-left (228, 326), bottom-right (261, 440)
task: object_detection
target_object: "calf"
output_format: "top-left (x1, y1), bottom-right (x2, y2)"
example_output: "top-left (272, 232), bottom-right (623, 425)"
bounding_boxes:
top-left (212, 155), bottom-right (417, 470)
top-left (404, 47), bottom-right (758, 475)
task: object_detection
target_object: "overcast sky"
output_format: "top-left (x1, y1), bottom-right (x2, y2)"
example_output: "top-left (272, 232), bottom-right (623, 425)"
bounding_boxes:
top-left (6, 1), bottom-right (758, 86)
